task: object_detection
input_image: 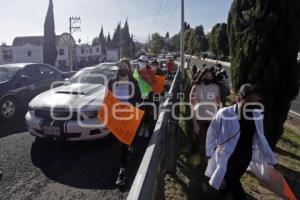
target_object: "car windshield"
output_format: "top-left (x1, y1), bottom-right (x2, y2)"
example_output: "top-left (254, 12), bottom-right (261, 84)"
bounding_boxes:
top-left (0, 66), bottom-right (20, 82)
top-left (70, 68), bottom-right (116, 85)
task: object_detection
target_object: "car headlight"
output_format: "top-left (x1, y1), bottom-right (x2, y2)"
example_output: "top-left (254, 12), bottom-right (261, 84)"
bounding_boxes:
top-left (82, 110), bottom-right (98, 119)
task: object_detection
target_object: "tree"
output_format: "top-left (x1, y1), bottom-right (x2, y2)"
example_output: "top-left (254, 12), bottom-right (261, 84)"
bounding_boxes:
top-left (208, 23), bottom-right (229, 59)
top-left (170, 33), bottom-right (180, 52)
top-left (228, 0), bottom-right (300, 147)
top-left (194, 25), bottom-right (209, 52)
top-left (217, 23), bottom-right (229, 57)
top-left (187, 29), bottom-right (197, 54)
top-left (99, 26), bottom-right (106, 53)
top-left (165, 32), bottom-right (170, 40)
top-left (106, 32), bottom-right (111, 49)
top-left (43, 0), bottom-right (57, 66)
top-left (92, 37), bottom-right (99, 45)
top-left (185, 29), bottom-right (193, 51)
top-left (149, 33), bottom-right (164, 56)
top-left (120, 19), bottom-right (132, 57)
top-left (111, 22), bottom-right (121, 49)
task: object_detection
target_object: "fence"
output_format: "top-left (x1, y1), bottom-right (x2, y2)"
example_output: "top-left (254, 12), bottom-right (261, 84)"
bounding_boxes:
top-left (127, 66), bottom-right (181, 200)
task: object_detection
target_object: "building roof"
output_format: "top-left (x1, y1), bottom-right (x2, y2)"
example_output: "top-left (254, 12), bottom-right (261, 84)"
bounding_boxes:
top-left (12, 33), bottom-right (75, 47)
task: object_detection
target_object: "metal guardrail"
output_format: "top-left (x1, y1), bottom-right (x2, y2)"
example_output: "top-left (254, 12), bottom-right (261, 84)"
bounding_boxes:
top-left (127, 66), bottom-right (181, 200)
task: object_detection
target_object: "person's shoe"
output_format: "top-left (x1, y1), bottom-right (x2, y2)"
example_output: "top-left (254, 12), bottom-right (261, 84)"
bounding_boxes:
top-left (115, 169), bottom-right (126, 186)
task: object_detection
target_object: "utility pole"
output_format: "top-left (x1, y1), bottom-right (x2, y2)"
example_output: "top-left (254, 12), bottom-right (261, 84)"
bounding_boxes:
top-left (180, 0), bottom-right (185, 78)
top-left (69, 16), bottom-right (81, 71)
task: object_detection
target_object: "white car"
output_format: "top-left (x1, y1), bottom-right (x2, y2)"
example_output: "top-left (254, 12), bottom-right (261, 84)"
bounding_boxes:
top-left (25, 65), bottom-right (118, 141)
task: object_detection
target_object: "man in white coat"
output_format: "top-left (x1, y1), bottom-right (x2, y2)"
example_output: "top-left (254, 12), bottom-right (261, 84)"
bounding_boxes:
top-left (205, 84), bottom-right (277, 199)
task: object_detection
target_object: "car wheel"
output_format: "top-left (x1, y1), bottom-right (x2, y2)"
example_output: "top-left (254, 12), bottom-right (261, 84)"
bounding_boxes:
top-left (0, 97), bottom-right (17, 119)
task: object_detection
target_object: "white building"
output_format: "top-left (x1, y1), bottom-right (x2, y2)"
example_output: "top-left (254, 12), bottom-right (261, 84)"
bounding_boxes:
top-left (0, 33), bottom-right (102, 68)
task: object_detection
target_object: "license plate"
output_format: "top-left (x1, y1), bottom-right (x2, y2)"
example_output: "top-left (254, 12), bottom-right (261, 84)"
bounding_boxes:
top-left (43, 126), bottom-right (60, 136)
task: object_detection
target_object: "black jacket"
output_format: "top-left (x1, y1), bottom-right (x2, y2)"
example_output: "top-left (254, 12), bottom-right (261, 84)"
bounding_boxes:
top-left (108, 77), bottom-right (142, 106)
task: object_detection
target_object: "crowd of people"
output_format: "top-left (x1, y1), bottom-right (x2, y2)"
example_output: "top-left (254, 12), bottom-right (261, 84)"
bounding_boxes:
top-left (189, 62), bottom-right (280, 199)
top-left (110, 55), bottom-right (174, 186)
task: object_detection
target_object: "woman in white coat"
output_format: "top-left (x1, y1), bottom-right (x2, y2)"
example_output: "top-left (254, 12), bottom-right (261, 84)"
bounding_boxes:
top-left (205, 84), bottom-right (277, 199)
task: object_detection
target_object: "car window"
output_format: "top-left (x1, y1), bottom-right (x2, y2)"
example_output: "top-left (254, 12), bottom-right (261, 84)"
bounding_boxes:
top-left (70, 69), bottom-right (117, 85)
top-left (20, 66), bottom-right (40, 81)
top-left (0, 66), bottom-right (20, 82)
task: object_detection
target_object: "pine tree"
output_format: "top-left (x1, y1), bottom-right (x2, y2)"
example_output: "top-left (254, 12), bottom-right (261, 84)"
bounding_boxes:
top-left (112, 23), bottom-right (121, 49)
top-left (228, 0), bottom-right (300, 147)
top-left (106, 32), bottom-right (111, 49)
top-left (99, 26), bottom-right (106, 53)
top-left (120, 19), bottom-right (132, 57)
top-left (43, 0), bottom-right (57, 66)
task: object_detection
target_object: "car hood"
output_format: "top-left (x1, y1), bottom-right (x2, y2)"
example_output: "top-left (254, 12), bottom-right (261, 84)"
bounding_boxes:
top-left (29, 83), bottom-right (107, 111)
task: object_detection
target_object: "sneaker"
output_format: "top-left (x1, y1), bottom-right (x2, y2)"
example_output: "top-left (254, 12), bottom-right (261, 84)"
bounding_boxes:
top-left (115, 169), bottom-right (126, 186)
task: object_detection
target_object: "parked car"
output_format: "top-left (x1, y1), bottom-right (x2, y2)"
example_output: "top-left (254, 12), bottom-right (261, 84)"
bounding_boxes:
top-left (0, 63), bottom-right (68, 119)
top-left (25, 64), bottom-right (118, 141)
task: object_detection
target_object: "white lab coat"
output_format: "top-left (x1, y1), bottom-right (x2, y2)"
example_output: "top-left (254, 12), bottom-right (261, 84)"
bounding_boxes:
top-left (205, 104), bottom-right (277, 190)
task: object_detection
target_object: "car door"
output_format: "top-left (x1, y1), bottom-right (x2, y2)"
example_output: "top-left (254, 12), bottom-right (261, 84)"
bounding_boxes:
top-left (35, 64), bottom-right (61, 92)
top-left (17, 65), bottom-right (40, 102)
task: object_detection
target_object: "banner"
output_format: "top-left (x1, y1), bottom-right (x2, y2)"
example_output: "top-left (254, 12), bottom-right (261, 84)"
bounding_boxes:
top-left (97, 90), bottom-right (145, 145)
top-left (133, 69), bottom-right (152, 98)
top-left (152, 75), bottom-right (166, 93)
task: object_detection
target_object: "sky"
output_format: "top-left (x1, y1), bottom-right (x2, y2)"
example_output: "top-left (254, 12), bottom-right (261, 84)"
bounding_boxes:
top-left (0, 0), bottom-right (233, 44)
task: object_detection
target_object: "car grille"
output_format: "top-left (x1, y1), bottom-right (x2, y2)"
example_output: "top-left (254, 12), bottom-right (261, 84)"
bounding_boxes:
top-left (35, 109), bottom-right (82, 120)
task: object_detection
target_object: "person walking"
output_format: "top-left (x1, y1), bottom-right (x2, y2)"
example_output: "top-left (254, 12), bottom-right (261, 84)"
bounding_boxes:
top-left (166, 58), bottom-right (174, 80)
top-left (108, 58), bottom-right (142, 186)
top-left (205, 84), bottom-right (277, 199)
top-left (189, 68), bottom-right (221, 167)
top-left (137, 55), bottom-right (156, 138)
top-left (216, 71), bottom-right (230, 106)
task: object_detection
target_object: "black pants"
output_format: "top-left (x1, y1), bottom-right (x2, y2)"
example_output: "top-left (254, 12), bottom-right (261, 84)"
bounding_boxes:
top-left (120, 143), bottom-right (130, 169)
top-left (218, 159), bottom-right (249, 200)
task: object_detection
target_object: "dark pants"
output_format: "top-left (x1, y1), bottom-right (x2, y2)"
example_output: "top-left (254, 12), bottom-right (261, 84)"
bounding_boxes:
top-left (192, 120), bottom-right (211, 167)
top-left (120, 143), bottom-right (130, 168)
top-left (218, 173), bottom-right (247, 200)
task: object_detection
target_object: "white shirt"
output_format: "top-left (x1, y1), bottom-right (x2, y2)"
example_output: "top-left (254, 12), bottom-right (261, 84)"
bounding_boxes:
top-left (205, 104), bottom-right (277, 189)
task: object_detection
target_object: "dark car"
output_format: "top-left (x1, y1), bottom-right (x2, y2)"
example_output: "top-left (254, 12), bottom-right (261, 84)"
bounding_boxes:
top-left (0, 63), bottom-right (68, 119)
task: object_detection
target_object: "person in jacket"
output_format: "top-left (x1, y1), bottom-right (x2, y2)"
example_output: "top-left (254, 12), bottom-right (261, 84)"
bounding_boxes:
top-left (205, 84), bottom-right (277, 199)
top-left (166, 58), bottom-right (174, 80)
top-left (215, 71), bottom-right (230, 106)
top-left (189, 68), bottom-right (221, 166)
top-left (137, 56), bottom-right (156, 138)
top-left (108, 58), bottom-right (142, 186)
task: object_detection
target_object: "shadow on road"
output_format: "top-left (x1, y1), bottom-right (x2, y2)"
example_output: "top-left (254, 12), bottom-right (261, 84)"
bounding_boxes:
top-left (30, 136), bottom-right (148, 192)
top-left (0, 108), bottom-right (28, 138)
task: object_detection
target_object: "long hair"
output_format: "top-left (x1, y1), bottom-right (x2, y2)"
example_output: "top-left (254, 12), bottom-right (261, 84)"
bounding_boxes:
top-left (116, 58), bottom-right (133, 79)
top-left (194, 67), bottom-right (216, 85)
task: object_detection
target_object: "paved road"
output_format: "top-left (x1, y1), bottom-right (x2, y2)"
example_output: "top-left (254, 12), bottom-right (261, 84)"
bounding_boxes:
top-left (188, 56), bottom-right (300, 114)
top-left (0, 109), bottom-right (148, 200)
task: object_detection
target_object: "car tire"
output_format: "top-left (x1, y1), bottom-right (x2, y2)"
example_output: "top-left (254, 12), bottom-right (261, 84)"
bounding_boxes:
top-left (0, 97), bottom-right (17, 119)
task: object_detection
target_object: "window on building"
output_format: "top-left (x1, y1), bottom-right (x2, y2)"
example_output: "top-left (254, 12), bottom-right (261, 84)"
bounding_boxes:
top-left (90, 48), bottom-right (93, 54)
top-left (59, 49), bottom-right (64, 56)
top-left (96, 48), bottom-right (100, 53)
top-left (81, 48), bottom-right (84, 54)
top-left (2, 49), bottom-right (13, 61)
top-left (27, 51), bottom-right (32, 57)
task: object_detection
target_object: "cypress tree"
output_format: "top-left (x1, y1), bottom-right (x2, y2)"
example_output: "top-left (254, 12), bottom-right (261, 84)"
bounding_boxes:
top-left (43, 0), bottom-right (57, 66)
top-left (99, 26), bottom-right (106, 53)
top-left (120, 19), bottom-right (131, 57)
top-left (228, 0), bottom-right (300, 147)
top-left (112, 23), bottom-right (121, 49)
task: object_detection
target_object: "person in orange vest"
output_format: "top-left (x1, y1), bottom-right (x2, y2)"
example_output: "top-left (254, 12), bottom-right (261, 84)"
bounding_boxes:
top-left (166, 58), bottom-right (174, 80)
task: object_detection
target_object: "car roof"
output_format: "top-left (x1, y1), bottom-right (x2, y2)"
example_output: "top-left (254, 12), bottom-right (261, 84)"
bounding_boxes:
top-left (0, 63), bottom-right (36, 68)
